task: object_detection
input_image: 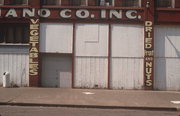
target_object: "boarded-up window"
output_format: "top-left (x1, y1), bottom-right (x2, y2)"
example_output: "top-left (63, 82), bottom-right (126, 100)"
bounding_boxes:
top-left (75, 24), bottom-right (109, 56)
top-left (43, 0), bottom-right (61, 5)
top-left (122, 0), bottom-right (141, 7)
top-left (0, 24), bottom-right (29, 44)
top-left (157, 0), bottom-right (174, 8)
top-left (73, 0), bottom-right (88, 6)
top-left (40, 24), bottom-right (73, 53)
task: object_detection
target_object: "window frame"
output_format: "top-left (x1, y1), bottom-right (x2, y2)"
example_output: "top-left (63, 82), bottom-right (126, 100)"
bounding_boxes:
top-left (138, 0), bottom-right (141, 7)
top-left (1, 0), bottom-right (29, 5)
top-left (98, 0), bottom-right (115, 6)
top-left (157, 0), bottom-right (175, 8)
top-left (13, 0), bottom-right (29, 5)
top-left (81, 0), bottom-right (88, 6)
top-left (172, 0), bottom-right (175, 8)
top-left (0, 24), bottom-right (29, 45)
top-left (72, 0), bottom-right (88, 6)
top-left (0, 0), bottom-right (4, 5)
top-left (122, 0), bottom-right (141, 7)
top-left (43, 0), bottom-right (62, 5)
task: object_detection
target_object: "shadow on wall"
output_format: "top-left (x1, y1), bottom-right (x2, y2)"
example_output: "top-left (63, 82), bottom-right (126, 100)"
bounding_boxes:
top-left (166, 36), bottom-right (180, 90)
top-left (154, 26), bottom-right (180, 90)
top-left (154, 31), bottom-right (166, 90)
top-left (166, 36), bottom-right (180, 57)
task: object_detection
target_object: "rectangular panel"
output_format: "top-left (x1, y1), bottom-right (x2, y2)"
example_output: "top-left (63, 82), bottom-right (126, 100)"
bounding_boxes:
top-left (154, 25), bottom-right (180, 91)
top-left (99, 0), bottom-right (114, 6)
top-left (40, 23), bottom-right (73, 53)
top-left (43, 0), bottom-right (61, 5)
top-left (154, 58), bottom-right (180, 90)
top-left (73, 0), bottom-right (88, 6)
top-left (0, 53), bottom-right (29, 87)
top-left (13, 0), bottom-right (28, 5)
top-left (122, 0), bottom-right (141, 7)
top-left (75, 24), bottom-right (109, 57)
top-left (111, 58), bottom-right (144, 89)
top-left (0, 46), bottom-right (29, 54)
top-left (156, 0), bottom-right (174, 8)
top-left (155, 26), bottom-right (180, 58)
top-left (41, 55), bottom-right (58, 87)
top-left (111, 24), bottom-right (144, 57)
top-left (41, 54), bottom-right (72, 88)
top-left (74, 57), bottom-right (108, 88)
top-left (59, 72), bottom-right (72, 88)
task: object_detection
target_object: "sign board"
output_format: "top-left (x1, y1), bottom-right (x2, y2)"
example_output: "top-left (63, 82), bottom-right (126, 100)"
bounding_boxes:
top-left (0, 8), bottom-right (143, 21)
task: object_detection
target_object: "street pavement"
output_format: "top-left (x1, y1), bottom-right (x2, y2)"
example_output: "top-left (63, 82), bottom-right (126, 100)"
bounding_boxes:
top-left (0, 106), bottom-right (180, 116)
top-left (0, 88), bottom-right (180, 111)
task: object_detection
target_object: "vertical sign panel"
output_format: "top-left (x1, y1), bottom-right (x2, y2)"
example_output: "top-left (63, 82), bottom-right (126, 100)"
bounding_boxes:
top-left (144, 21), bottom-right (154, 89)
top-left (144, 0), bottom-right (154, 90)
top-left (29, 18), bottom-right (40, 87)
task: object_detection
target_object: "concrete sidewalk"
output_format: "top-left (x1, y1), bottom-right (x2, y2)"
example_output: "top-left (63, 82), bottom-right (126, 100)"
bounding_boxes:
top-left (0, 88), bottom-right (180, 111)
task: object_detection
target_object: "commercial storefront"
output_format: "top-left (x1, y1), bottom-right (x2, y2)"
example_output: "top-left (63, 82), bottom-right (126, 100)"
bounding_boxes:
top-left (0, 0), bottom-right (180, 90)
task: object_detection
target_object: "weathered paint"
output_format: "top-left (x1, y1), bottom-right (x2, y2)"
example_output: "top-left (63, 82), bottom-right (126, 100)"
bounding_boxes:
top-left (110, 24), bottom-right (144, 89)
top-left (75, 24), bottom-right (109, 57)
top-left (144, 21), bottom-right (154, 89)
top-left (40, 23), bottom-right (73, 53)
top-left (154, 26), bottom-right (180, 58)
top-left (154, 58), bottom-right (180, 91)
top-left (111, 58), bottom-right (143, 89)
top-left (74, 57), bottom-right (108, 88)
top-left (41, 54), bottom-right (72, 88)
top-left (0, 46), bottom-right (29, 87)
top-left (74, 24), bottom-right (108, 88)
top-left (1, 1), bottom-right (180, 90)
top-left (0, 8), bottom-right (143, 22)
top-left (111, 24), bottom-right (144, 57)
top-left (29, 18), bottom-right (40, 87)
top-left (154, 26), bottom-right (180, 90)
top-left (143, 0), bottom-right (155, 90)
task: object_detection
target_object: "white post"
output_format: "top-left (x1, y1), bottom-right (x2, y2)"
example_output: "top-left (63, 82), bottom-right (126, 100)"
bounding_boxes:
top-left (3, 72), bottom-right (10, 88)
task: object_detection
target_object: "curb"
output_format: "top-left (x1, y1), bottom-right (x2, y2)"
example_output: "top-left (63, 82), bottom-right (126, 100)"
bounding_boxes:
top-left (0, 102), bottom-right (178, 111)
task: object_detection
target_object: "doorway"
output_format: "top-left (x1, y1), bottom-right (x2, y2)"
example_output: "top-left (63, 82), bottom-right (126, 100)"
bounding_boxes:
top-left (41, 54), bottom-right (72, 88)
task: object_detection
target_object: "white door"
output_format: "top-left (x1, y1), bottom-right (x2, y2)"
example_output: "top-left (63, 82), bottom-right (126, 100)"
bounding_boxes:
top-left (111, 24), bottom-right (144, 89)
top-left (41, 54), bottom-right (72, 88)
top-left (74, 24), bottom-right (109, 88)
